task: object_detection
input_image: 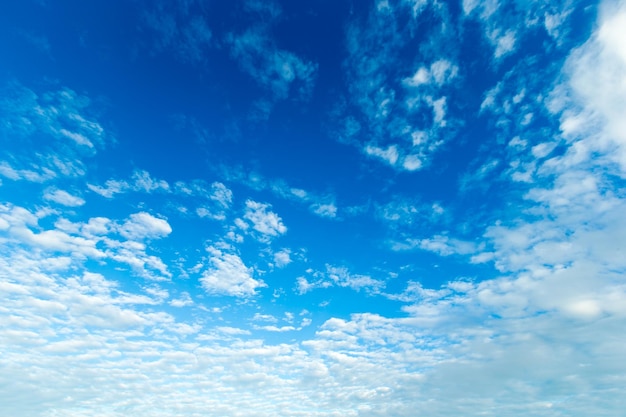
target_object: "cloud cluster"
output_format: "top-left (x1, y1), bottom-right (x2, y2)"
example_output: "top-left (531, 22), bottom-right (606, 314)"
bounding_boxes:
top-left (0, 82), bottom-right (110, 182)
top-left (297, 265), bottom-right (384, 295)
top-left (200, 246), bottom-right (266, 297)
top-left (336, 0), bottom-right (461, 171)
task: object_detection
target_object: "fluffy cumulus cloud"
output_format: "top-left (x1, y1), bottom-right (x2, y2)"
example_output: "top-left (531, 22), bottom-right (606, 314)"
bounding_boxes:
top-left (242, 200), bottom-right (287, 239)
top-left (200, 246), bottom-right (266, 297)
top-left (118, 212), bottom-right (172, 240)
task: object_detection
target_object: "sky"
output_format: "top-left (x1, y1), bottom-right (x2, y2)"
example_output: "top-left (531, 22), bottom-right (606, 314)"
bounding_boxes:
top-left (1, 0), bottom-right (626, 415)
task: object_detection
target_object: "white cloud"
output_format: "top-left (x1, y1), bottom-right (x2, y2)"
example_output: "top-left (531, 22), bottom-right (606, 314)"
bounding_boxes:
top-left (403, 59), bottom-right (458, 88)
top-left (243, 200), bottom-right (287, 239)
top-left (391, 234), bottom-right (476, 256)
top-left (118, 212), bottom-right (172, 240)
top-left (365, 144), bottom-right (399, 166)
top-left (89, 169), bottom-right (169, 198)
top-left (402, 154), bottom-right (423, 171)
top-left (223, 166), bottom-right (340, 220)
top-left (0, 161), bottom-right (56, 182)
top-left (273, 249), bottom-right (291, 268)
top-left (43, 188), bottom-right (85, 207)
top-left (87, 178), bottom-right (130, 198)
top-left (326, 265), bottom-right (385, 292)
top-left (169, 292), bottom-right (194, 307)
top-left (200, 247), bottom-right (265, 297)
top-left (0, 84), bottom-right (107, 149)
top-left (196, 206), bottom-right (226, 221)
top-left (132, 170), bottom-right (170, 193)
top-left (0, 83), bottom-right (109, 186)
top-left (296, 265), bottom-right (384, 294)
top-left (216, 326), bottom-right (251, 336)
top-left (560, 0), bottom-right (626, 171)
top-left (310, 202), bottom-right (338, 218)
top-left (490, 28), bottom-right (517, 59)
top-left (210, 182), bottom-right (233, 208)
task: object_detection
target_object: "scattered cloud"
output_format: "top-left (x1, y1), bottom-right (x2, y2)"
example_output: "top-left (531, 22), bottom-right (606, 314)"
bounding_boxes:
top-left (142, 1), bottom-right (213, 63)
top-left (0, 82), bottom-right (110, 182)
top-left (43, 188), bottom-right (86, 207)
top-left (337, 2), bottom-right (461, 171)
top-left (296, 265), bottom-right (385, 294)
top-left (200, 246), bottom-right (266, 297)
top-left (88, 169), bottom-right (169, 198)
top-left (226, 23), bottom-right (317, 103)
top-left (273, 248), bottom-right (291, 268)
top-left (222, 166), bottom-right (339, 219)
top-left (242, 200), bottom-right (287, 240)
top-left (390, 234), bottom-right (477, 256)
top-left (118, 212), bottom-right (172, 240)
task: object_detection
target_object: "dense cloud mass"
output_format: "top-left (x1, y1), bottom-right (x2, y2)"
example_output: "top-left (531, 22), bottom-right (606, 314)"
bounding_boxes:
top-left (1, 0), bottom-right (625, 416)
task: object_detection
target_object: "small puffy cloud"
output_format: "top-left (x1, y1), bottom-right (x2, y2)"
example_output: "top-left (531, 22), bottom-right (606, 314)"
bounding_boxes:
top-left (273, 249), bottom-right (291, 268)
top-left (210, 182), bottom-right (233, 208)
top-left (402, 154), bottom-right (423, 171)
top-left (43, 188), bottom-right (85, 207)
top-left (365, 144), bottom-right (399, 166)
top-left (132, 170), bottom-right (170, 193)
top-left (326, 265), bottom-right (385, 292)
top-left (296, 265), bottom-right (384, 294)
top-left (200, 247), bottom-right (265, 297)
top-left (255, 325), bottom-right (296, 332)
top-left (89, 170), bottom-right (169, 198)
top-left (119, 212), bottom-right (172, 240)
top-left (87, 179), bottom-right (129, 198)
top-left (296, 276), bottom-right (318, 295)
top-left (559, 1), bottom-right (626, 171)
top-left (215, 326), bottom-right (251, 336)
top-left (196, 207), bottom-right (226, 221)
top-left (243, 200), bottom-right (287, 238)
top-left (489, 29), bottom-right (517, 59)
top-left (403, 59), bottom-right (458, 88)
top-left (169, 292), bottom-right (193, 307)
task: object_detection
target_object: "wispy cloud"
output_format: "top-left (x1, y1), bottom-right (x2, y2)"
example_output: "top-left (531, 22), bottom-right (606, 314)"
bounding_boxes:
top-left (142, 1), bottom-right (213, 63)
top-left (43, 188), bottom-right (86, 207)
top-left (242, 200), bottom-right (287, 241)
top-left (223, 6), bottom-right (317, 120)
top-left (336, 1), bottom-right (462, 171)
top-left (296, 264), bottom-right (385, 295)
top-left (88, 169), bottom-right (169, 198)
top-left (0, 82), bottom-right (110, 182)
top-left (222, 166), bottom-right (339, 219)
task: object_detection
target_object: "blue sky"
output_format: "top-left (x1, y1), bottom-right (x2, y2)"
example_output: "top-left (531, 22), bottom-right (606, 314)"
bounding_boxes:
top-left (1, 0), bottom-right (626, 415)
